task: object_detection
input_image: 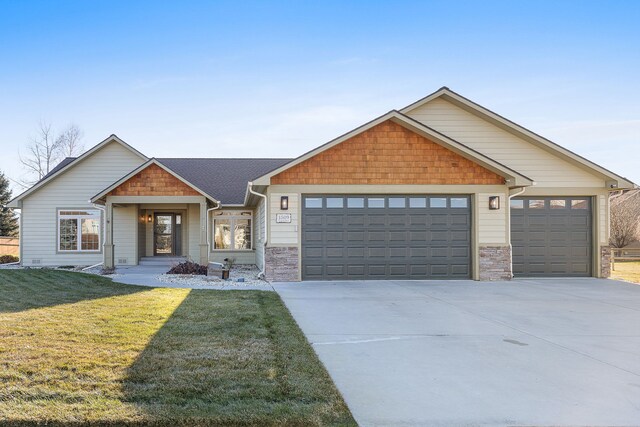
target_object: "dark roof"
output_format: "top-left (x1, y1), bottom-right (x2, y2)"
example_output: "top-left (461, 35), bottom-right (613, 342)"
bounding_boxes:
top-left (40, 157), bottom-right (77, 181)
top-left (156, 158), bottom-right (292, 205)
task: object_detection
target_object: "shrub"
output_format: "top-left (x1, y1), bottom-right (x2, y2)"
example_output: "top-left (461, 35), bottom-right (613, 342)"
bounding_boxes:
top-left (0, 255), bottom-right (19, 264)
top-left (167, 260), bottom-right (207, 275)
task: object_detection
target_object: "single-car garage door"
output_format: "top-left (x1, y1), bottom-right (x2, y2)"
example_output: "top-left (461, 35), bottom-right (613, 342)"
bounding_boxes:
top-left (302, 195), bottom-right (471, 280)
top-left (511, 197), bottom-right (592, 277)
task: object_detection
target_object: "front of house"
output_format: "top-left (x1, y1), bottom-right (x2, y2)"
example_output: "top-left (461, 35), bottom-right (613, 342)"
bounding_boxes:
top-left (8, 88), bottom-right (636, 281)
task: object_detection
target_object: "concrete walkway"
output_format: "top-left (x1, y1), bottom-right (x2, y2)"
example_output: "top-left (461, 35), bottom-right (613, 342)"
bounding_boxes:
top-left (275, 278), bottom-right (640, 426)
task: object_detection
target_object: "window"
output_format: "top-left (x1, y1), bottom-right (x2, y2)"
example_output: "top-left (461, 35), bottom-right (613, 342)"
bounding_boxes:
top-left (58, 209), bottom-right (101, 252)
top-left (388, 198), bottom-right (405, 208)
top-left (550, 200), bottom-right (566, 209)
top-left (305, 198), bottom-right (322, 208)
top-left (450, 198), bottom-right (468, 208)
top-left (213, 211), bottom-right (252, 250)
top-left (529, 200), bottom-right (545, 209)
top-left (430, 197), bottom-right (447, 208)
top-left (368, 198), bottom-right (385, 208)
top-left (510, 199), bottom-right (524, 209)
top-left (571, 199), bottom-right (589, 209)
top-left (409, 198), bottom-right (426, 208)
top-left (347, 198), bottom-right (364, 208)
top-left (326, 197), bottom-right (344, 208)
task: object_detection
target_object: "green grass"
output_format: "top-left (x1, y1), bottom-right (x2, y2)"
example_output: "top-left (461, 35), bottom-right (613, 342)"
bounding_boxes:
top-left (0, 270), bottom-right (355, 426)
top-left (611, 261), bottom-right (640, 284)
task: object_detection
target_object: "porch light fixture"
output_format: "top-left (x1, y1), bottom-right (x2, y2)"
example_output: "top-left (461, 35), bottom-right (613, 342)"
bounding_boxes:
top-left (280, 196), bottom-right (289, 210)
top-left (147, 214), bottom-right (153, 223)
top-left (489, 196), bottom-right (500, 210)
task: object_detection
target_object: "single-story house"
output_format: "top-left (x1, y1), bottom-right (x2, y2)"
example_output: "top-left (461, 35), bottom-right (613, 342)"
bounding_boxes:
top-left (8, 87), bottom-right (636, 281)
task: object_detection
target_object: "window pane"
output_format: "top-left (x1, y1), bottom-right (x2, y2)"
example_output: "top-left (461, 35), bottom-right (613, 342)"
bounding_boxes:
top-left (430, 197), bottom-right (447, 208)
top-left (368, 198), bottom-right (385, 208)
top-left (305, 198), bottom-right (322, 208)
top-left (59, 219), bottom-right (78, 251)
top-left (388, 198), bottom-right (405, 208)
top-left (234, 219), bottom-right (251, 250)
top-left (550, 200), bottom-right (566, 209)
top-left (81, 218), bottom-right (100, 250)
top-left (347, 198), bottom-right (364, 208)
top-left (571, 199), bottom-right (589, 209)
top-left (326, 197), bottom-right (343, 208)
top-left (450, 198), bottom-right (468, 208)
top-left (175, 214), bottom-right (182, 225)
top-left (409, 198), bottom-right (426, 208)
top-left (510, 199), bottom-right (524, 209)
top-left (529, 200), bottom-right (545, 209)
top-left (214, 219), bottom-right (231, 249)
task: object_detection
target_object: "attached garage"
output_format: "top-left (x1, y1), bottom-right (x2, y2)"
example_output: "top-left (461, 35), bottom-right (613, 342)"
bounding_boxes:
top-left (511, 197), bottom-right (592, 277)
top-left (302, 195), bottom-right (471, 280)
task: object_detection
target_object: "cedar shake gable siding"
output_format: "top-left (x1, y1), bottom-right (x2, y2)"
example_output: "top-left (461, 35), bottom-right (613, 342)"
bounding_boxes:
top-left (272, 120), bottom-right (505, 185)
top-left (108, 163), bottom-right (201, 197)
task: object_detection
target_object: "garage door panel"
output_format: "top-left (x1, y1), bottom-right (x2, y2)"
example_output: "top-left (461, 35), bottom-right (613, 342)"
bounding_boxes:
top-left (302, 195), bottom-right (471, 280)
top-left (511, 197), bottom-right (591, 277)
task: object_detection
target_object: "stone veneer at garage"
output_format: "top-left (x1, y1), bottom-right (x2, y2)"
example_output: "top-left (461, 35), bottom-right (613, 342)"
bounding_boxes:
top-left (479, 245), bottom-right (512, 281)
top-left (265, 247), bottom-right (299, 282)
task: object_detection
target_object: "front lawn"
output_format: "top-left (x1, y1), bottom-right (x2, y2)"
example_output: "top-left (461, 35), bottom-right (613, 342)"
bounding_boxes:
top-left (611, 261), bottom-right (640, 284)
top-left (0, 270), bottom-right (355, 426)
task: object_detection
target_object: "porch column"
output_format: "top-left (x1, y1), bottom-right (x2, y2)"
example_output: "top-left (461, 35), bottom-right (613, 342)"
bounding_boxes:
top-left (199, 198), bottom-right (209, 265)
top-left (104, 200), bottom-right (115, 268)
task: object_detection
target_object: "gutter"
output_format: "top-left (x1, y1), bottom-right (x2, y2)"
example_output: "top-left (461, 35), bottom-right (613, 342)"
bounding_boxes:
top-left (84, 203), bottom-right (107, 271)
top-left (248, 182), bottom-right (268, 278)
top-left (205, 200), bottom-right (222, 261)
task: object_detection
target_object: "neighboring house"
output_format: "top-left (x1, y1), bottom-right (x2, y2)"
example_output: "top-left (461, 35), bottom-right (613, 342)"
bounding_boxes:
top-left (8, 87), bottom-right (636, 281)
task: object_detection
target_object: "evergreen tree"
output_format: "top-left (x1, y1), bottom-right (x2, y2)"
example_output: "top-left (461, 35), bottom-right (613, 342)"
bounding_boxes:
top-left (0, 172), bottom-right (19, 237)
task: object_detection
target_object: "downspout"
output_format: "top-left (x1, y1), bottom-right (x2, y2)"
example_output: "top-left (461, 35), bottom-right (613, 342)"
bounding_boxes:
top-left (248, 182), bottom-right (268, 278)
top-left (83, 202), bottom-right (107, 271)
top-left (507, 186), bottom-right (528, 278)
top-left (205, 200), bottom-right (222, 261)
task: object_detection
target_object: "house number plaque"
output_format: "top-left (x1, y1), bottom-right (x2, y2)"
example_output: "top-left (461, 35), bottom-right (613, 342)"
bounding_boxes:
top-left (276, 213), bottom-right (292, 223)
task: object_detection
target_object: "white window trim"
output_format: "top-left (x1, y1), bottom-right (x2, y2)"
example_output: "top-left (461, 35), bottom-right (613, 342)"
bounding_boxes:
top-left (57, 209), bottom-right (102, 252)
top-left (212, 211), bottom-right (253, 251)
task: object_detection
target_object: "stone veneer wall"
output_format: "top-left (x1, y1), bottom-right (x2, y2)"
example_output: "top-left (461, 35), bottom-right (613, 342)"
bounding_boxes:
top-left (265, 247), bottom-right (299, 282)
top-left (600, 245), bottom-right (611, 278)
top-left (479, 245), bottom-right (512, 281)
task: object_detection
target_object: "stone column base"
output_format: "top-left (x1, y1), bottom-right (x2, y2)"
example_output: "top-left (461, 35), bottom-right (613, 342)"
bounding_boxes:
top-left (600, 246), bottom-right (612, 278)
top-left (265, 247), bottom-right (299, 282)
top-left (479, 245), bottom-right (512, 281)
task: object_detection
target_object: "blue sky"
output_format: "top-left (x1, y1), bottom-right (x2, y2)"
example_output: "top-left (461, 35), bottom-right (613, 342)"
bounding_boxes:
top-left (1, 0), bottom-right (638, 192)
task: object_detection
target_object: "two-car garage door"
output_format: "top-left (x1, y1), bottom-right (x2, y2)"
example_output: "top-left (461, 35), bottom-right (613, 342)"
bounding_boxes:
top-left (301, 195), bottom-right (471, 280)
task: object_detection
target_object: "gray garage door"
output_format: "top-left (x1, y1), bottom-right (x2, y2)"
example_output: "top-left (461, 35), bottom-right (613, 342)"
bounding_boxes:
top-left (511, 197), bottom-right (592, 277)
top-left (302, 195), bottom-right (471, 280)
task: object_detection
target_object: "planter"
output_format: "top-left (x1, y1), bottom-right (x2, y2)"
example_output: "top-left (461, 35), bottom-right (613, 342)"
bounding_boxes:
top-left (222, 269), bottom-right (230, 280)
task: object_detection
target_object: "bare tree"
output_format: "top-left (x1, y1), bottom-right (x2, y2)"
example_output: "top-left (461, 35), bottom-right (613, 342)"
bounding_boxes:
top-left (18, 122), bottom-right (84, 186)
top-left (610, 189), bottom-right (640, 248)
top-left (57, 124), bottom-right (84, 157)
top-left (19, 122), bottom-right (62, 185)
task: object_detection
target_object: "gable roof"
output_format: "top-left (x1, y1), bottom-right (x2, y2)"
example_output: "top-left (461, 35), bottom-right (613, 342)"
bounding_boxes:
top-left (252, 110), bottom-right (534, 188)
top-left (91, 157), bottom-right (292, 205)
top-left (157, 158), bottom-right (292, 205)
top-left (401, 87), bottom-right (636, 189)
top-left (8, 135), bottom-right (148, 207)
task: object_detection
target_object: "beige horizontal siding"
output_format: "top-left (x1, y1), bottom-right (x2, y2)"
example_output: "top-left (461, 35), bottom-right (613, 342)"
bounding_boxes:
top-left (269, 193), bottom-right (299, 246)
top-left (477, 192), bottom-right (508, 244)
top-left (407, 99), bottom-right (605, 188)
top-left (21, 141), bottom-right (145, 266)
top-left (113, 205), bottom-right (137, 265)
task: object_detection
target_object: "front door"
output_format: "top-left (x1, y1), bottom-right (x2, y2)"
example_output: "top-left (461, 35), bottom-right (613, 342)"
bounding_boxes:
top-left (154, 214), bottom-right (175, 256)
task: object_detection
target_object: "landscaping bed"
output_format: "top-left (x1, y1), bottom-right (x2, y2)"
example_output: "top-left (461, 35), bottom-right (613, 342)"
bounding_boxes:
top-left (0, 269), bottom-right (354, 426)
top-left (611, 261), bottom-right (640, 284)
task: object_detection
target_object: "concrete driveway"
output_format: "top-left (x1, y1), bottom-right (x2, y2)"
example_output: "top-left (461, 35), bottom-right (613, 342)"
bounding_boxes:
top-left (274, 279), bottom-right (640, 426)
